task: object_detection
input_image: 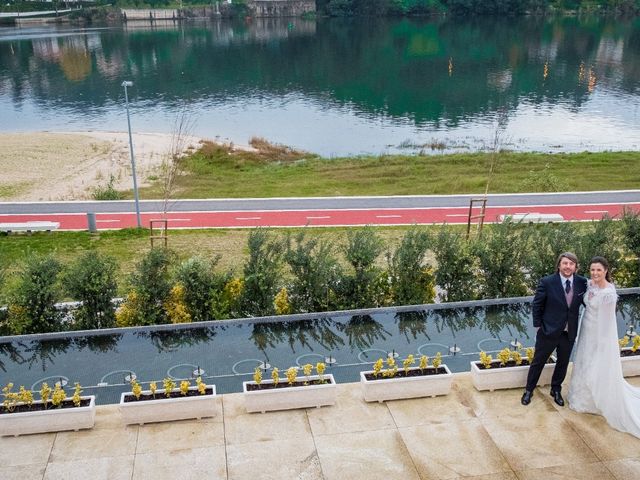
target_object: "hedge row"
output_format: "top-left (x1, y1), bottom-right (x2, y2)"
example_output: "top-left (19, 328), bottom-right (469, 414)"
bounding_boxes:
top-left (1, 210), bottom-right (638, 336)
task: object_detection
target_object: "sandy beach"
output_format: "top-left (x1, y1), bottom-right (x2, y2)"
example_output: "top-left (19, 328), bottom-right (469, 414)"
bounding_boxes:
top-left (0, 131), bottom-right (203, 201)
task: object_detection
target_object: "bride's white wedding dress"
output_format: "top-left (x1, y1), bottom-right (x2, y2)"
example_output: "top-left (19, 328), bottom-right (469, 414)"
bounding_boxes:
top-left (568, 281), bottom-right (640, 438)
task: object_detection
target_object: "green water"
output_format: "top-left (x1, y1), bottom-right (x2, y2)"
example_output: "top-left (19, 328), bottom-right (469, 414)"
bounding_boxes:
top-left (0, 15), bottom-right (638, 155)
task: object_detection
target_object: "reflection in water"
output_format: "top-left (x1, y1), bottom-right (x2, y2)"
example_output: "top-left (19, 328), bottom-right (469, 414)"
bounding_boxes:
top-left (250, 318), bottom-right (344, 358)
top-left (1, 16), bottom-right (639, 154)
top-left (21, 338), bottom-right (73, 372)
top-left (483, 303), bottom-right (530, 340)
top-left (73, 334), bottom-right (122, 353)
top-left (137, 327), bottom-right (218, 353)
top-left (343, 315), bottom-right (391, 352)
top-left (396, 311), bottom-right (430, 341)
top-left (0, 295), bottom-right (637, 382)
top-left (433, 306), bottom-right (482, 336)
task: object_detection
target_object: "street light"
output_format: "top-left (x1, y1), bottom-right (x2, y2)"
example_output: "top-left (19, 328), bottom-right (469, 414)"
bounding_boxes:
top-left (121, 80), bottom-right (142, 229)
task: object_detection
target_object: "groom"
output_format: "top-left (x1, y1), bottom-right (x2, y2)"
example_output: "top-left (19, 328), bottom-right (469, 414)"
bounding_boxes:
top-left (521, 252), bottom-right (587, 406)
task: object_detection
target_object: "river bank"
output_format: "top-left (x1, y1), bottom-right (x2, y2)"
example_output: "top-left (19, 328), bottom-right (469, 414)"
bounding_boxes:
top-left (0, 131), bottom-right (204, 201)
top-left (1, 131), bottom-right (639, 202)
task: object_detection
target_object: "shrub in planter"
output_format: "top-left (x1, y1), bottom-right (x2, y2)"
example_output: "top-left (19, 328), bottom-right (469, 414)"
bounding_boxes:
top-left (470, 347), bottom-right (556, 391)
top-left (119, 377), bottom-right (217, 425)
top-left (243, 362), bottom-right (336, 413)
top-left (1, 382), bottom-right (95, 436)
top-left (360, 353), bottom-right (453, 402)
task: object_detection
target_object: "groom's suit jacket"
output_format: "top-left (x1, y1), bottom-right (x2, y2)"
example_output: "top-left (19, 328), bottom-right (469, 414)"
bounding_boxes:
top-left (532, 272), bottom-right (587, 342)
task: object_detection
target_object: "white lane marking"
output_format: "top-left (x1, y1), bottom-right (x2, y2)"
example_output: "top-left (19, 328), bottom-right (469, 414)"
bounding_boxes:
top-left (236, 217), bottom-right (261, 220)
top-left (584, 210), bottom-right (609, 214)
top-left (166, 218), bottom-right (192, 222)
top-left (96, 219), bottom-right (121, 223)
top-left (307, 216), bottom-right (331, 219)
top-left (376, 215), bottom-right (402, 218)
top-left (446, 214), bottom-right (468, 217)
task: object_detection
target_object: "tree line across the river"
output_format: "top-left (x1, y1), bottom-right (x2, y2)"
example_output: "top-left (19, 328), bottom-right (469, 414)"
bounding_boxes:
top-left (2, 0), bottom-right (638, 18)
top-left (1, 211), bottom-right (639, 336)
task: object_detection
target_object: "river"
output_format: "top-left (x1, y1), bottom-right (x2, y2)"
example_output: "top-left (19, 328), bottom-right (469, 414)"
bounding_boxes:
top-left (0, 15), bottom-right (638, 156)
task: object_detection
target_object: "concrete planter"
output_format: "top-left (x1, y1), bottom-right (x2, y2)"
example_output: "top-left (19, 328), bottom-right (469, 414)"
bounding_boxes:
top-left (621, 348), bottom-right (640, 377)
top-left (119, 385), bottom-right (216, 425)
top-left (243, 374), bottom-right (336, 413)
top-left (470, 357), bottom-right (556, 391)
top-left (0, 396), bottom-right (96, 437)
top-left (360, 365), bottom-right (453, 403)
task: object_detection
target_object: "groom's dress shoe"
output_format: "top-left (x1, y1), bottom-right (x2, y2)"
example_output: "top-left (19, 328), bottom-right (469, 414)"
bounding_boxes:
top-left (521, 390), bottom-right (533, 406)
top-left (550, 390), bottom-right (565, 407)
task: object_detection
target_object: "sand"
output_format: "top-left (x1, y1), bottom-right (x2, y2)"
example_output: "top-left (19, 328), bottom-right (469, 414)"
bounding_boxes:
top-left (0, 131), bottom-right (204, 201)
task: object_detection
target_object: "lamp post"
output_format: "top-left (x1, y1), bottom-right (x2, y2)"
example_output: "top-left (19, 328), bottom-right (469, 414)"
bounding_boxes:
top-left (121, 80), bottom-right (142, 229)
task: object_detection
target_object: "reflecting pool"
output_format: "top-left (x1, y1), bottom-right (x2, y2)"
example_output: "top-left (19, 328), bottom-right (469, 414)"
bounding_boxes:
top-left (1, 291), bottom-right (638, 404)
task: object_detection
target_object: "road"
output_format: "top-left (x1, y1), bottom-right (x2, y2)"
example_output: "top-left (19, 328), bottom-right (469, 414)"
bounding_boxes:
top-left (0, 191), bottom-right (638, 230)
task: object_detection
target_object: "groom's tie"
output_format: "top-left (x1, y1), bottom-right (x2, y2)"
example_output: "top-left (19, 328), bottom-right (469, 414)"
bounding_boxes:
top-left (564, 279), bottom-right (573, 306)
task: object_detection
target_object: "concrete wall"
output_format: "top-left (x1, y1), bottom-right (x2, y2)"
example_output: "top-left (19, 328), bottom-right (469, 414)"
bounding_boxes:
top-left (248, 0), bottom-right (315, 17)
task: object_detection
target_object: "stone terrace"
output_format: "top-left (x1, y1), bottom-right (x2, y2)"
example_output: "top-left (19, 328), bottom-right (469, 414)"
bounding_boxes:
top-left (2, 372), bottom-right (640, 479)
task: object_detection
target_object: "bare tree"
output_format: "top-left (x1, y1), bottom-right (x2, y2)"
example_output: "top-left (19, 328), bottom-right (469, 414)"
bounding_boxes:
top-left (161, 109), bottom-right (195, 215)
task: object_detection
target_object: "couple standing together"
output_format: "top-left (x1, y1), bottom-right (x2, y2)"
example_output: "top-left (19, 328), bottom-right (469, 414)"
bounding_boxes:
top-left (522, 252), bottom-right (640, 438)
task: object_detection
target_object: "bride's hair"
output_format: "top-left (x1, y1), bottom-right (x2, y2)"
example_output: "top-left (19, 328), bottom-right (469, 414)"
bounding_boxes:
top-left (590, 256), bottom-right (612, 282)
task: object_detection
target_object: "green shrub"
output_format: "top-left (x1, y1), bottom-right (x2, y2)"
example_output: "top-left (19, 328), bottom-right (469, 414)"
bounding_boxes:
top-left (284, 232), bottom-right (342, 313)
top-left (240, 229), bottom-right (284, 317)
top-left (174, 256), bottom-right (230, 321)
top-left (473, 220), bottom-right (529, 298)
top-left (387, 227), bottom-right (435, 305)
top-left (126, 248), bottom-right (174, 325)
top-left (8, 255), bottom-right (62, 334)
top-left (338, 227), bottom-right (386, 309)
top-left (432, 227), bottom-right (477, 302)
top-left (63, 251), bottom-right (118, 330)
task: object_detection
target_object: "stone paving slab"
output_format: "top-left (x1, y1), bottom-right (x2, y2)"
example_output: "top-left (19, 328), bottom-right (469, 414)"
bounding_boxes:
top-left (2, 372), bottom-right (639, 480)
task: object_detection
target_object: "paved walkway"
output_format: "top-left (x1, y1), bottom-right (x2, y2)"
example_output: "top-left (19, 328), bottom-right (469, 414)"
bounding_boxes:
top-left (2, 373), bottom-right (640, 479)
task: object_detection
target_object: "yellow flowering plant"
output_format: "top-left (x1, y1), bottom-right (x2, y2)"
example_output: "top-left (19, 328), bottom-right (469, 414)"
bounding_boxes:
top-left (633, 335), bottom-right (640, 353)
top-left (419, 355), bottom-right (429, 372)
top-left (372, 358), bottom-right (384, 377)
top-left (149, 381), bottom-right (157, 398)
top-left (619, 335), bottom-right (630, 349)
top-left (131, 379), bottom-right (142, 400)
top-left (497, 348), bottom-right (511, 366)
top-left (40, 382), bottom-right (52, 408)
top-left (196, 377), bottom-right (207, 395)
top-left (286, 367), bottom-right (298, 385)
top-left (302, 363), bottom-right (313, 385)
top-left (180, 380), bottom-right (190, 396)
top-left (432, 352), bottom-right (442, 369)
top-left (2, 383), bottom-right (18, 412)
top-left (163, 378), bottom-right (176, 397)
top-left (510, 350), bottom-right (523, 365)
top-left (271, 367), bottom-right (280, 386)
top-left (19, 385), bottom-right (34, 407)
top-left (253, 367), bottom-right (263, 385)
top-left (479, 351), bottom-right (493, 369)
top-left (402, 354), bottom-right (415, 375)
top-left (72, 383), bottom-right (83, 407)
top-left (316, 362), bottom-right (326, 383)
top-left (51, 384), bottom-right (66, 408)
top-left (525, 347), bottom-right (535, 364)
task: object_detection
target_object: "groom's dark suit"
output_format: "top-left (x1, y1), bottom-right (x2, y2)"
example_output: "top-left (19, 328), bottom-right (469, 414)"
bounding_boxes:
top-left (525, 272), bottom-right (588, 393)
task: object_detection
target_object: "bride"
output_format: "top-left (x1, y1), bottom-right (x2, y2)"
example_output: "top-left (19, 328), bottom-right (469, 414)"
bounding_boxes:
top-left (568, 256), bottom-right (640, 438)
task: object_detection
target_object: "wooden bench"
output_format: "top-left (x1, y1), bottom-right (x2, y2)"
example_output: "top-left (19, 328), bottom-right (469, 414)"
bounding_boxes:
top-left (499, 213), bottom-right (564, 223)
top-left (0, 221), bottom-right (60, 233)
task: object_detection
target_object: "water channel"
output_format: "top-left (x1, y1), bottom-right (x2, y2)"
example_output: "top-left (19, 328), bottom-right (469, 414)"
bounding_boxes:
top-left (1, 15), bottom-right (639, 156)
top-left (1, 292), bottom-right (638, 404)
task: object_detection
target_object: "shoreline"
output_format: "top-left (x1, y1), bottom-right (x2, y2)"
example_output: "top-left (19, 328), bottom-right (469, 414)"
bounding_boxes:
top-left (0, 131), bottom-right (205, 202)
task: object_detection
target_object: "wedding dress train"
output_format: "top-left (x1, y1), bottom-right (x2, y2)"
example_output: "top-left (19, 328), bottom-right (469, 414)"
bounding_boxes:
top-left (568, 282), bottom-right (640, 438)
